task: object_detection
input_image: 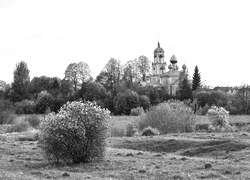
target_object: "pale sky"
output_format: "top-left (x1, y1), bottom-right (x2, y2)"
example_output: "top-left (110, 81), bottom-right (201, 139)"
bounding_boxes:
top-left (0, 0), bottom-right (250, 87)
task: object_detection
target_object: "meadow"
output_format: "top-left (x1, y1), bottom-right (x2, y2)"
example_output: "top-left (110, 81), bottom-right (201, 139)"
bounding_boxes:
top-left (0, 114), bottom-right (250, 179)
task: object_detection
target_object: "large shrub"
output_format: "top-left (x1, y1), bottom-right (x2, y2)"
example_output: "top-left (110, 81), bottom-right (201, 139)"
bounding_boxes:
top-left (39, 101), bottom-right (110, 164)
top-left (138, 101), bottom-right (195, 134)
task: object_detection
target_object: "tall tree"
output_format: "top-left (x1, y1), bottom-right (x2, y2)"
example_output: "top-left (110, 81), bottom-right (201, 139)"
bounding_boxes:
top-left (11, 61), bottom-right (30, 102)
top-left (138, 55), bottom-right (150, 81)
top-left (96, 58), bottom-right (122, 96)
top-left (122, 59), bottom-right (140, 88)
top-left (192, 65), bottom-right (201, 91)
top-left (64, 62), bottom-right (92, 91)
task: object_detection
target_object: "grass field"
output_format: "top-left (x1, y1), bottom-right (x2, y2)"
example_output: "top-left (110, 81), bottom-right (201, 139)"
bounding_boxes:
top-left (1, 114), bottom-right (250, 179)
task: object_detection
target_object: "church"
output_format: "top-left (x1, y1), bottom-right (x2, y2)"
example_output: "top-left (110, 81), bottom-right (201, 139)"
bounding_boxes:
top-left (145, 42), bottom-right (188, 96)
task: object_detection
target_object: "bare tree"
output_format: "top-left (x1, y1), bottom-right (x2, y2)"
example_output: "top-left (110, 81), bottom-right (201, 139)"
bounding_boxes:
top-left (64, 62), bottom-right (92, 91)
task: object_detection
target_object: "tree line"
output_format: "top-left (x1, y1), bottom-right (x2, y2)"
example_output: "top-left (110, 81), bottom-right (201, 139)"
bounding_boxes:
top-left (0, 57), bottom-right (203, 115)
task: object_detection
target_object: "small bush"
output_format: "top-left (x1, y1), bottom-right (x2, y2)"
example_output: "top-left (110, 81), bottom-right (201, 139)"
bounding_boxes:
top-left (138, 101), bottom-right (195, 134)
top-left (126, 123), bottom-right (138, 137)
top-left (207, 106), bottom-right (232, 132)
top-left (141, 126), bottom-right (160, 136)
top-left (6, 120), bottom-right (29, 133)
top-left (15, 100), bottom-right (35, 114)
top-left (24, 115), bottom-right (41, 128)
top-left (195, 124), bottom-right (209, 132)
top-left (39, 101), bottom-right (110, 164)
top-left (130, 107), bottom-right (144, 116)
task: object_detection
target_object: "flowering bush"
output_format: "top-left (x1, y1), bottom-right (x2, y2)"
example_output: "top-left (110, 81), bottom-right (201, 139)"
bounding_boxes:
top-left (39, 101), bottom-right (110, 164)
top-left (138, 100), bottom-right (195, 134)
top-left (207, 106), bottom-right (232, 131)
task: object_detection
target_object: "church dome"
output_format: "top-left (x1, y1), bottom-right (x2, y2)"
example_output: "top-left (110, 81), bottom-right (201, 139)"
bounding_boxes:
top-left (154, 42), bottom-right (164, 58)
top-left (170, 54), bottom-right (177, 64)
top-left (168, 64), bottom-right (173, 70)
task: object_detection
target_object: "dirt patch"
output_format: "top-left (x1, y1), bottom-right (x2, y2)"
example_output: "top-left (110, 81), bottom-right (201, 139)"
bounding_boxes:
top-left (109, 136), bottom-right (250, 158)
top-left (181, 140), bottom-right (248, 156)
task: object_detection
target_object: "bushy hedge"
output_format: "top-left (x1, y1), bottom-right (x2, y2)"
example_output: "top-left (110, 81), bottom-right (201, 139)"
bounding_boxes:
top-left (39, 101), bottom-right (110, 164)
top-left (138, 101), bottom-right (195, 134)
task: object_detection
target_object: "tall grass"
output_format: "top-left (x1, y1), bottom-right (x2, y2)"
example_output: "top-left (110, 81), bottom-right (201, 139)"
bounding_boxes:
top-left (6, 120), bottom-right (29, 133)
top-left (138, 101), bottom-right (195, 134)
top-left (0, 112), bottom-right (15, 124)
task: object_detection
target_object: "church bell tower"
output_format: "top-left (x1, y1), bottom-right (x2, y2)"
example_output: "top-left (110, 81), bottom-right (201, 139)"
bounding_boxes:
top-left (152, 42), bottom-right (166, 75)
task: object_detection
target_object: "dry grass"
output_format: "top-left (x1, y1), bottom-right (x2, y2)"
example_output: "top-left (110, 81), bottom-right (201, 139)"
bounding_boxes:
top-left (1, 130), bottom-right (250, 179)
top-left (109, 116), bottom-right (139, 129)
top-left (1, 115), bottom-right (250, 179)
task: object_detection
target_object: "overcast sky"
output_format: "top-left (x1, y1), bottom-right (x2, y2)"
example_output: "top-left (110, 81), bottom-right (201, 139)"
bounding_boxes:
top-left (0, 0), bottom-right (250, 87)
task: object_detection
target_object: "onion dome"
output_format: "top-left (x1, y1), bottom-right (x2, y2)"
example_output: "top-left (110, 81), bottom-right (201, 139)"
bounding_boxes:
top-left (168, 64), bottom-right (173, 70)
top-left (154, 42), bottom-right (164, 58)
top-left (170, 54), bottom-right (177, 64)
top-left (182, 64), bottom-right (187, 70)
top-left (160, 65), bottom-right (165, 72)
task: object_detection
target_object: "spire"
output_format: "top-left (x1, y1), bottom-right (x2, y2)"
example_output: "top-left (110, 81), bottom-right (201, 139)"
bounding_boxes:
top-left (157, 41), bottom-right (160, 48)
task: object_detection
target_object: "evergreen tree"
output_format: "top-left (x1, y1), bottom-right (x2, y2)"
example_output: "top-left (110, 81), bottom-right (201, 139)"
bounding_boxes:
top-left (11, 61), bottom-right (30, 102)
top-left (192, 65), bottom-right (201, 91)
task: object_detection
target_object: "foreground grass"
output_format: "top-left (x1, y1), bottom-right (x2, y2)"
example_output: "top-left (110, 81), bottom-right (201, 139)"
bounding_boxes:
top-left (1, 115), bottom-right (250, 179)
top-left (1, 129), bottom-right (250, 179)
